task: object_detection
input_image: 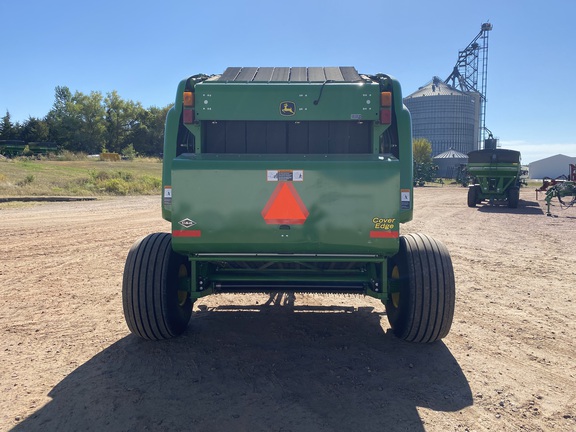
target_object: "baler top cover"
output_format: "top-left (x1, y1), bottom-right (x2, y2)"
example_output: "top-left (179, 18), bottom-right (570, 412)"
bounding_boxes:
top-left (192, 67), bottom-right (382, 122)
top-left (208, 66), bottom-right (364, 83)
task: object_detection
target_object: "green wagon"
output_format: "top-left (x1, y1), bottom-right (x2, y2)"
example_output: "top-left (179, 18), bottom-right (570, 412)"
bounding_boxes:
top-left (122, 67), bottom-right (455, 343)
top-left (467, 149), bottom-right (522, 208)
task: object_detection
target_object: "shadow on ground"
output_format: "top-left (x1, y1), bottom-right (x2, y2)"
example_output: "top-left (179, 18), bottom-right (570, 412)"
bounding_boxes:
top-left (13, 301), bottom-right (472, 432)
top-left (476, 198), bottom-right (545, 215)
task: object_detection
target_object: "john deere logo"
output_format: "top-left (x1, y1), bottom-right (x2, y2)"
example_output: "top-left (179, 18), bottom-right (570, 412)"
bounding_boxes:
top-left (280, 101), bottom-right (296, 116)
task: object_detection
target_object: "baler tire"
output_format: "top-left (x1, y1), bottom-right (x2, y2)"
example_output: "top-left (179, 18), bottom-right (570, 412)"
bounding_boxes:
top-left (507, 187), bottom-right (520, 208)
top-left (122, 233), bottom-right (193, 340)
top-left (384, 233), bottom-right (455, 343)
top-left (467, 186), bottom-right (477, 207)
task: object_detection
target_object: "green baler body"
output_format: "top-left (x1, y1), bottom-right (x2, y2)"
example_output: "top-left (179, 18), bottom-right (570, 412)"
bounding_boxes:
top-left (160, 67), bottom-right (413, 296)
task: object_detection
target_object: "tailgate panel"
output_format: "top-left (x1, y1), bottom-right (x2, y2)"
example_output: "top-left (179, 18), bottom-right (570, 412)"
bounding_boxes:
top-left (171, 154), bottom-right (400, 256)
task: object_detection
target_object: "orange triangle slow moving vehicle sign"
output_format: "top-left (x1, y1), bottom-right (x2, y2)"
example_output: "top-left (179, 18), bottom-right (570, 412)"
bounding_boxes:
top-left (261, 182), bottom-right (309, 225)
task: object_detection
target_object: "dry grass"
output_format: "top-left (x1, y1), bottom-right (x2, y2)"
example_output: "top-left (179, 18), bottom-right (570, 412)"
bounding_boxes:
top-left (0, 157), bottom-right (162, 197)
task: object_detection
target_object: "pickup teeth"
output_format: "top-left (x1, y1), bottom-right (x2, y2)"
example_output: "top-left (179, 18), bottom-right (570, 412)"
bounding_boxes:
top-left (213, 288), bottom-right (366, 295)
top-left (211, 290), bottom-right (365, 297)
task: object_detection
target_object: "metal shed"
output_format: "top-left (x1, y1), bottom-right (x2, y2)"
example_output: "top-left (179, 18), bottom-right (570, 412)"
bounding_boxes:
top-left (528, 154), bottom-right (576, 179)
top-left (433, 148), bottom-right (468, 178)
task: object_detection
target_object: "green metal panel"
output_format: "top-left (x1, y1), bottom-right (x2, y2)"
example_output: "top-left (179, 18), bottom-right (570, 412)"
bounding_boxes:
top-left (170, 154), bottom-right (400, 256)
top-left (468, 163), bottom-right (521, 196)
top-left (194, 82), bottom-right (381, 121)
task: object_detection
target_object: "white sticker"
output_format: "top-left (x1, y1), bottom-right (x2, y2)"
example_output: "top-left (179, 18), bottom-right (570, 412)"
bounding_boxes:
top-left (401, 189), bottom-right (411, 210)
top-left (164, 186), bottom-right (172, 198)
top-left (266, 170), bottom-right (304, 182)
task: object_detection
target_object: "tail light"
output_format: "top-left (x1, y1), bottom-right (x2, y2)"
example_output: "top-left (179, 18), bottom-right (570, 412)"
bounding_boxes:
top-left (380, 91), bottom-right (392, 107)
top-left (183, 91), bottom-right (194, 107)
top-left (380, 91), bottom-right (392, 125)
top-left (183, 91), bottom-right (195, 124)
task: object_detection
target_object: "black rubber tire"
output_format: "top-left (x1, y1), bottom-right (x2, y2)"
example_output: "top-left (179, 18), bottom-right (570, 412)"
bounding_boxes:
top-left (507, 187), bottom-right (520, 208)
top-left (385, 233), bottom-right (455, 343)
top-left (467, 186), bottom-right (477, 207)
top-left (122, 233), bottom-right (192, 340)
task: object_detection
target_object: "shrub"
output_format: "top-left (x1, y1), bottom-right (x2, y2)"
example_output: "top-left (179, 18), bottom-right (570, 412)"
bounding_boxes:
top-left (122, 144), bottom-right (137, 160)
top-left (89, 170), bottom-right (111, 181)
top-left (17, 174), bottom-right (35, 186)
top-left (56, 151), bottom-right (88, 161)
top-left (102, 178), bottom-right (129, 195)
top-left (117, 171), bottom-right (134, 181)
top-left (22, 145), bottom-right (33, 157)
top-left (132, 175), bottom-right (162, 194)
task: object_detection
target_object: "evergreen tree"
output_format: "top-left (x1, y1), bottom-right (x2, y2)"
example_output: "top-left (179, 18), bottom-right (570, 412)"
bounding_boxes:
top-left (21, 116), bottom-right (50, 143)
top-left (0, 111), bottom-right (16, 140)
top-left (46, 86), bottom-right (75, 148)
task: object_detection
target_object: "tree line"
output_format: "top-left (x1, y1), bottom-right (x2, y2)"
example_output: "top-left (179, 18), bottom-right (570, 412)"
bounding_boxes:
top-left (0, 86), bottom-right (172, 156)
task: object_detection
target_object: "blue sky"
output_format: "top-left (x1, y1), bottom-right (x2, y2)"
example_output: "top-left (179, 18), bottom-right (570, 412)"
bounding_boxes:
top-left (1, 0), bottom-right (574, 164)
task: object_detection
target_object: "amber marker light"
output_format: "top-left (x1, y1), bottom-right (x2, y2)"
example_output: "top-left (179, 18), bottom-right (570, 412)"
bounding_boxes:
top-left (380, 91), bottom-right (392, 107)
top-left (183, 91), bottom-right (194, 107)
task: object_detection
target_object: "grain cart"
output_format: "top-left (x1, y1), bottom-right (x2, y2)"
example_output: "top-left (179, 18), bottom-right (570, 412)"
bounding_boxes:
top-left (467, 148), bottom-right (522, 208)
top-left (123, 67), bottom-right (455, 343)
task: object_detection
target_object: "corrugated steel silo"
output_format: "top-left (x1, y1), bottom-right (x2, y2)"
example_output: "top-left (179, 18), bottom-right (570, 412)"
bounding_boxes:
top-left (403, 77), bottom-right (481, 157)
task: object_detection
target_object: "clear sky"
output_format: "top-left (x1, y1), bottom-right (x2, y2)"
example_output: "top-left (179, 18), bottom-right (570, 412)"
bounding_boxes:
top-left (1, 0), bottom-right (574, 164)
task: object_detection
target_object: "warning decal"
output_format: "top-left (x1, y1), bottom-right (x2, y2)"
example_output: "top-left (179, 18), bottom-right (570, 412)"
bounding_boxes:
top-left (163, 186), bottom-right (172, 208)
top-left (401, 189), bottom-right (411, 210)
top-left (261, 182), bottom-right (309, 225)
top-left (267, 170), bottom-right (304, 182)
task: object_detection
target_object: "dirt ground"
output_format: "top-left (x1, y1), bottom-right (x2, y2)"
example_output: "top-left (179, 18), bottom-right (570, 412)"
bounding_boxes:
top-left (1, 186), bottom-right (575, 432)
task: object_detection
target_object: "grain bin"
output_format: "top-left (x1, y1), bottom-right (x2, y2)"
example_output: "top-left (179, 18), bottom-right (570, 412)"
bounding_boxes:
top-left (404, 77), bottom-right (481, 156)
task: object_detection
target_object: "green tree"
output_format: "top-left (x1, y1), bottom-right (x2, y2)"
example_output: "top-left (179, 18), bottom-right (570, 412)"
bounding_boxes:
top-left (129, 104), bottom-right (171, 156)
top-left (0, 111), bottom-right (17, 140)
top-left (413, 138), bottom-right (433, 165)
top-left (46, 86), bottom-right (75, 148)
top-left (71, 91), bottom-right (106, 153)
top-left (121, 143), bottom-right (137, 160)
top-left (104, 91), bottom-right (143, 153)
top-left (46, 87), bottom-right (105, 153)
top-left (14, 85), bottom-right (170, 155)
top-left (20, 116), bottom-right (50, 143)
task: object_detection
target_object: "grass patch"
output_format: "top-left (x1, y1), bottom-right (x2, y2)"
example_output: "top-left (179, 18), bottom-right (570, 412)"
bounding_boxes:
top-left (0, 157), bottom-right (162, 196)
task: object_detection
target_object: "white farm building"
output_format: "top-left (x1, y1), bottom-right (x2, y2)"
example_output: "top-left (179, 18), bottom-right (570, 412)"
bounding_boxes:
top-left (528, 154), bottom-right (576, 179)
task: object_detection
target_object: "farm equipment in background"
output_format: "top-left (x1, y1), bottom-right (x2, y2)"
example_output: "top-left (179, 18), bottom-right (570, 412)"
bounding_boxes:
top-left (0, 140), bottom-right (59, 157)
top-left (122, 66), bottom-right (455, 343)
top-left (466, 148), bottom-right (522, 208)
top-left (536, 164), bottom-right (576, 216)
top-left (544, 181), bottom-right (576, 216)
top-left (413, 161), bottom-right (440, 186)
top-left (456, 163), bottom-right (472, 187)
